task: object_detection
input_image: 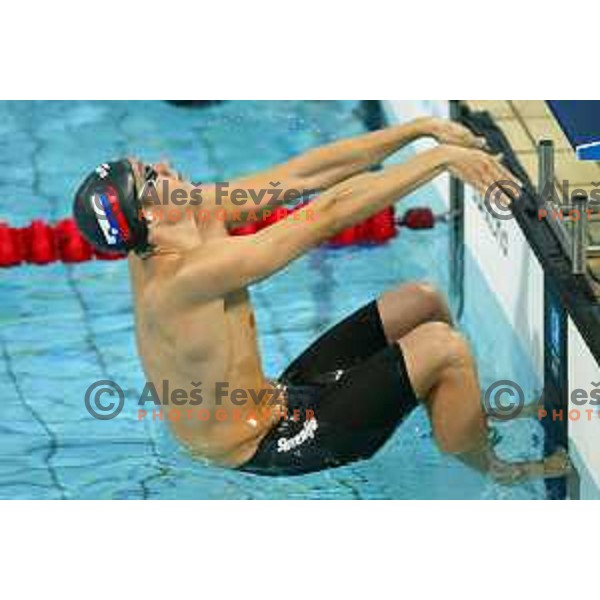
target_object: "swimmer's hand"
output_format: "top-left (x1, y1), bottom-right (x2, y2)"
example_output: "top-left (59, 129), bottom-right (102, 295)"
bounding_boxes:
top-left (442, 145), bottom-right (522, 205)
top-left (427, 118), bottom-right (488, 150)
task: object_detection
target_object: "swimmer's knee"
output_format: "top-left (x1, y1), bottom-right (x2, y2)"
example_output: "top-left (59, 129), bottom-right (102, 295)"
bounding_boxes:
top-left (400, 321), bottom-right (471, 369)
top-left (409, 281), bottom-right (443, 301)
top-left (443, 329), bottom-right (472, 369)
top-left (399, 281), bottom-right (451, 323)
top-left (404, 320), bottom-right (459, 347)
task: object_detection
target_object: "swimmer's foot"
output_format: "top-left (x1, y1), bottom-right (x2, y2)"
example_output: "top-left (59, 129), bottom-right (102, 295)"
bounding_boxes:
top-left (542, 447), bottom-right (572, 478)
top-left (489, 447), bottom-right (572, 485)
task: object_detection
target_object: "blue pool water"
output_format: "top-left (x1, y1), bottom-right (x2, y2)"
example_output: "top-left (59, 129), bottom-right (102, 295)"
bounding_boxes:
top-left (0, 101), bottom-right (546, 499)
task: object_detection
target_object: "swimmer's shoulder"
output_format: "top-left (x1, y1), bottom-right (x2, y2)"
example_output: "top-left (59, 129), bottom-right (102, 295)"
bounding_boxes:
top-left (137, 252), bottom-right (227, 322)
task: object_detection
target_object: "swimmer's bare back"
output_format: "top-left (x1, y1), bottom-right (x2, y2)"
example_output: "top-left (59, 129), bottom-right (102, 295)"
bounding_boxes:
top-left (126, 118), bottom-right (519, 469)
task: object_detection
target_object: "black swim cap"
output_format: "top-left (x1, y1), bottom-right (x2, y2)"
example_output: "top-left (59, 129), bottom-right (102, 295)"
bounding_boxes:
top-left (73, 160), bottom-right (151, 255)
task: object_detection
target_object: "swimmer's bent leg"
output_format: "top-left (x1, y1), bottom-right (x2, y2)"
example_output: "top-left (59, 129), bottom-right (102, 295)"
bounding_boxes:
top-left (237, 302), bottom-right (568, 481)
top-left (399, 322), bottom-right (571, 483)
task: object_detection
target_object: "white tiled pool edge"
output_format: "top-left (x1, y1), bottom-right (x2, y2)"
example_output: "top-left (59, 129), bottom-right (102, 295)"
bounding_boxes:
top-left (568, 319), bottom-right (600, 497)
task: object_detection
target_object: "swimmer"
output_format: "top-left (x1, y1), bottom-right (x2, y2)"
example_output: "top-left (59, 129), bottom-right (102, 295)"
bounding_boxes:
top-left (73, 117), bottom-right (570, 483)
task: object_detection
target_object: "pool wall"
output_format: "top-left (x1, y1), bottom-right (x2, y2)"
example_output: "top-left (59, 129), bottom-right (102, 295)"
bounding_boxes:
top-left (568, 322), bottom-right (600, 498)
top-left (384, 100), bottom-right (600, 499)
top-left (463, 185), bottom-right (545, 378)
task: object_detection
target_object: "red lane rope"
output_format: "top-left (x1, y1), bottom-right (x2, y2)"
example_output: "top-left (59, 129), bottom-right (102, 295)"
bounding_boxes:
top-left (0, 206), bottom-right (435, 268)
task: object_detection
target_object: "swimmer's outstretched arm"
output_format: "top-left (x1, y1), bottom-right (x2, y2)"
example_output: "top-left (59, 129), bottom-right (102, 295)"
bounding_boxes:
top-left (215, 118), bottom-right (486, 222)
top-left (282, 117), bottom-right (487, 190)
top-left (168, 145), bottom-right (518, 303)
top-left (294, 144), bottom-right (519, 242)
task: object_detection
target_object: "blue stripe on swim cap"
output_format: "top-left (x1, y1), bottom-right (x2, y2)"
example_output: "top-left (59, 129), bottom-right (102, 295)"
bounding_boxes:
top-left (95, 192), bottom-right (125, 245)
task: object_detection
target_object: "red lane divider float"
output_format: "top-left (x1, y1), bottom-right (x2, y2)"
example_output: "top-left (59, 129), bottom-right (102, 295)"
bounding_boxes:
top-left (400, 207), bottom-right (435, 230)
top-left (0, 206), bottom-right (436, 268)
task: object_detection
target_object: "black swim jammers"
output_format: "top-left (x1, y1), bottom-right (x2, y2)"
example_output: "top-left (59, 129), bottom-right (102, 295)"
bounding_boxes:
top-left (237, 301), bottom-right (419, 476)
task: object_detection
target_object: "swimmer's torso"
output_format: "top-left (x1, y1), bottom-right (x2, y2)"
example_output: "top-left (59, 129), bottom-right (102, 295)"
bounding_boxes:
top-left (128, 221), bottom-right (280, 468)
